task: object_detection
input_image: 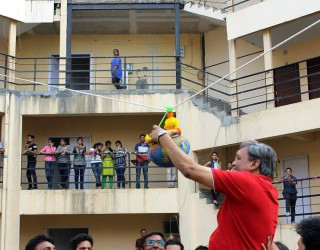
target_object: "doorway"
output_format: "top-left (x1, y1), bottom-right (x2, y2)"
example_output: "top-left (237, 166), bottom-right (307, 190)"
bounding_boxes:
top-left (48, 54), bottom-right (91, 90)
top-left (274, 63), bottom-right (301, 107)
top-left (50, 136), bottom-right (92, 189)
top-left (280, 155), bottom-right (310, 224)
top-left (47, 228), bottom-right (89, 250)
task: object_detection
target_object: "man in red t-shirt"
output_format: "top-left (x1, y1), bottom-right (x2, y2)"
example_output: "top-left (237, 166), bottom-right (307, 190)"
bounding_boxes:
top-left (149, 126), bottom-right (279, 250)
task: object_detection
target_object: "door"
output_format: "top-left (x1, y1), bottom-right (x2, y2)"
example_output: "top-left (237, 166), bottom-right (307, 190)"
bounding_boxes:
top-left (307, 56), bottom-right (320, 99)
top-left (50, 136), bottom-right (91, 189)
top-left (280, 155), bottom-right (310, 224)
top-left (47, 228), bottom-right (88, 250)
top-left (274, 64), bottom-right (301, 107)
top-left (68, 55), bottom-right (91, 90)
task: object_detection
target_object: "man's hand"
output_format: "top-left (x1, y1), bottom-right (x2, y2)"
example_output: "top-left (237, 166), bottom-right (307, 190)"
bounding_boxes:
top-left (149, 125), bottom-right (178, 143)
top-left (261, 236), bottom-right (278, 250)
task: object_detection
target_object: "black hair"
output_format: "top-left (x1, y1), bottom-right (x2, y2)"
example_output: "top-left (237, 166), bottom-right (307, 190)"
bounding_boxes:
top-left (27, 134), bottom-right (35, 139)
top-left (70, 233), bottom-right (93, 250)
top-left (113, 49), bottom-right (119, 53)
top-left (274, 241), bottom-right (289, 250)
top-left (60, 138), bottom-right (68, 143)
top-left (25, 235), bottom-right (54, 250)
top-left (141, 232), bottom-right (165, 246)
top-left (115, 140), bottom-right (123, 147)
top-left (93, 142), bottom-right (103, 149)
top-left (212, 151), bottom-right (218, 156)
top-left (165, 240), bottom-right (184, 250)
top-left (194, 246), bottom-right (208, 250)
top-left (285, 167), bottom-right (292, 172)
top-left (105, 140), bottom-right (113, 152)
top-left (77, 137), bottom-right (84, 145)
top-left (140, 228), bottom-right (147, 233)
top-left (296, 216), bottom-right (320, 250)
top-left (140, 134), bottom-right (146, 138)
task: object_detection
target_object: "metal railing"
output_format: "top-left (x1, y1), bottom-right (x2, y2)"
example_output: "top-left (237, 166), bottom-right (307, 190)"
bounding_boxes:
top-left (21, 152), bottom-right (178, 190)
top-left (273, 176), bottom-right (320, 223)
top-left (2, 52), bottom-right (320, 117)
top-left (0, 53), bottom-right (180, 91)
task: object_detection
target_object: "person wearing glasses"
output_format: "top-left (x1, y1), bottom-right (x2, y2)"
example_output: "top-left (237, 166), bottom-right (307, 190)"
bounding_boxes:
top-left (141, 232), bottom-right (165, 250)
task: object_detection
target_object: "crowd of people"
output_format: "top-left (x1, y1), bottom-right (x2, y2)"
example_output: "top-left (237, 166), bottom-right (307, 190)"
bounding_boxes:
top-left (23, 134), bottom-right (177, 190)
top-left (24, 215), bottom-right (320, 250)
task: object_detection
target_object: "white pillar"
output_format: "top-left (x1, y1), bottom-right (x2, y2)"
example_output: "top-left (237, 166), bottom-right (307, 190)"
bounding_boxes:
top-left (0, 93), bottom-right (22, 250)
top-left (59, 0), bottom-right (67, 89)
top-left (229, 39), bottom-right (238, 117)
top-left (299, 62), bottom-right (309, 102)
top-left (7, 20), bottom-right (17, 90)
top-left (263, 29), bottom-right (275, 109)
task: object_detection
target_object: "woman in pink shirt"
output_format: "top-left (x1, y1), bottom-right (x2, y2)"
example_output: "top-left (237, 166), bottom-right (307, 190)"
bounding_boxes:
top-left (40, 139), bottom-right (56, 189)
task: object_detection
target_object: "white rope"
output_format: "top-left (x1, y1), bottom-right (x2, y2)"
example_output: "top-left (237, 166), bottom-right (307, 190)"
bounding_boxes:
top-left (173, 18), bottom-right (320, 109)
top-left (0, 73), bottom-right (166, 111)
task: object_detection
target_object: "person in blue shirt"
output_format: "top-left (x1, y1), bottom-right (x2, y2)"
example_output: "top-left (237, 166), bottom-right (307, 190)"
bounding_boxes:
top-left (281, 167), bottom-right (298, 223)
top-left (110, 49), bottom-right (124, 89)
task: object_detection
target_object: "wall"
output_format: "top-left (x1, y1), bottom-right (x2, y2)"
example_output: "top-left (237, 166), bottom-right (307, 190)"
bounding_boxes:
top-left (227, 0), bottom-right (320, 40)
top-left (20, 214), bottom-right (173, 250)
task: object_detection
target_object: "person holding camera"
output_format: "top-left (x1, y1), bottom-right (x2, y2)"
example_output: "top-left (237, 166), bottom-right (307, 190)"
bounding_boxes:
top-left (23, 134), bottom-right (38, 190)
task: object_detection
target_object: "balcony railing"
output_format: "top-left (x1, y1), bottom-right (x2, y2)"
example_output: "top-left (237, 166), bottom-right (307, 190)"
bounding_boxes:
top-left (21, 152), bottom-right (178, 190)
top-left (273, 176), bottom-right (320, 223)
top-left (1, 52), bottom-right (320, 117)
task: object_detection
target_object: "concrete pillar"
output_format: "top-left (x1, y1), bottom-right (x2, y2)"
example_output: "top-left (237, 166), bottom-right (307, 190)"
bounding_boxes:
top-left (228, 39), bottom-right (238, 117)
top-left (263, 29), bottom-right (275, 109)
top-left (59, 0), bottom-right (67, 89)
top-left (7, 20), bottom-right (17, 90)
top-left (0, 93), bottom-right (22, 250)
top-left (299, 62), bottom-right (309, 102)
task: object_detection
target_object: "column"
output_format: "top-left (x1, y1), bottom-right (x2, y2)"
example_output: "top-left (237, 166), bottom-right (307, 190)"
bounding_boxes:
top-left (59, 0), bottom-right (68, 89)
top-left (0, 93), bottom-right (22, 250)
top-left (263, 29), bottom-right (275, 109)
top-left (7, 20), bottom-right (17, 90)
top-left (229, 39), bottom-right (238, 117)
top-left (299, 62), bottom-right (309, 102)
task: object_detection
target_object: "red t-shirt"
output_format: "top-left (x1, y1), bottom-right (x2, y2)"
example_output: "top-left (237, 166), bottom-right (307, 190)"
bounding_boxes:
top-left (209, 169), bottom-right (278, 250)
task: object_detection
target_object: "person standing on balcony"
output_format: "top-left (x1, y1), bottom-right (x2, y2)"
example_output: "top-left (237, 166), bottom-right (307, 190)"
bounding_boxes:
top-left (134, 134), bottom-right (149, 189)
top-left (281, 167), bottom-right (298, 223)
top-left (136, 229), bottom-right (147, 250)
top-left (148, 126), bottom-right (278, 250)
top-left (204, 151), bottom-right (221, 206)
top-left (102, 140), bottom-right (114, 189)
top-left (40, 139), bottom-right (56, 189)
top-left (25, 234), bottom-right (55, 250)
top-left (73, 137), bottom-right (87, 190)
top-left (114, 140), bottom-right (127, 189)
top-left (111, 49), bottom-right (124, 89)
top-left (87, 142), bottom-right (103, 189)
top-left (23, 134), bottom-right (38, 190)
top-left (56, 138), bottom-right (72, 189)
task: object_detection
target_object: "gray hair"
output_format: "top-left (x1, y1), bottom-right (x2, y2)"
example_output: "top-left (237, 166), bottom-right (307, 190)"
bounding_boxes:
top-left (240, 141), bottom-right (277, 179)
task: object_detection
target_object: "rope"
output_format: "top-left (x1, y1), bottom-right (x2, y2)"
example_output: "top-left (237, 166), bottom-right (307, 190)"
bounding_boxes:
top-left (173, 18), bottom-right (320, 110)
top-left (0, 73), bottom-right (166, 111)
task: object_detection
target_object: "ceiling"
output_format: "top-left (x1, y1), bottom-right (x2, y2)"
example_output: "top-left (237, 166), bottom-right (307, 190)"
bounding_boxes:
top-left (0, 9), bottom-right (225, 38)
top-left (242, 12), bottom-right (320, 49)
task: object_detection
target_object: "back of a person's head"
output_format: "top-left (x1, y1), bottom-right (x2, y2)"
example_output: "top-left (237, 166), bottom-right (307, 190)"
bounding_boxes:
top-left (274, 241), bottom-right (289, 250)
top-left (141, 232), bottom-right (165, 246)
top-left (165, 239), bottom-right (184, 250)
top-left (296, 216), bottom-right (320, 250)
top-left (194, 246), bottom-right (208, 250)
top-left (70, 233), bottom-right (93, 250)
top-left (25, 235), bottom-right (53, 250)
top-left (240, 141), bottom-right (277, 179)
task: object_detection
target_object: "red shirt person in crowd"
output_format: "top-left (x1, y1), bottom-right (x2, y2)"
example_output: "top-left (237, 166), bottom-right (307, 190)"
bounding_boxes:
top-left (149, 126), bottom-right (279, 250)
